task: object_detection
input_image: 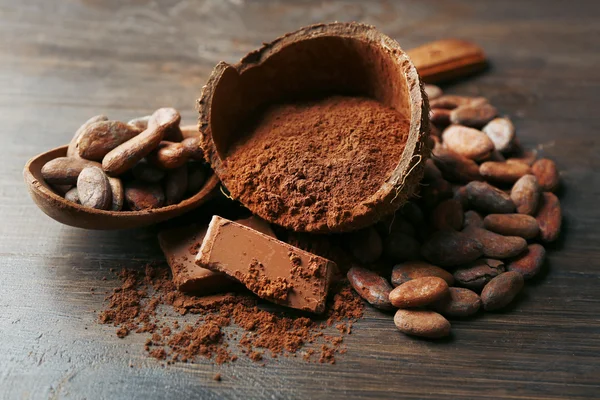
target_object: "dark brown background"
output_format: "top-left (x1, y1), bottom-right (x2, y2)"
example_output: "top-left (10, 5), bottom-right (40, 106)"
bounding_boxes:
top-left (2, 1), bottom-right (599, 399)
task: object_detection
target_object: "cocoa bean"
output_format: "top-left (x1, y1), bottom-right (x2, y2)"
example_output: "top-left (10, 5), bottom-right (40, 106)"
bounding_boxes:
top-left (348, 227), bottom-right (383, 264)
top-left (77, 121), bottom-right (142, 161)
top-left (107, 176), bottom-right (124, 211)
top-left (127, 115), bottom-right (151, 130)
top-left (463, 210), bottom-right (484, 229)
top-left (430, 108), bottom-right (451, 127)
top-left (429, 95), bottom-right (486, 110)
top-left (424, 84), bottom-right (443, 100)
top-left (180, 124), bottom-right (199, 139)
top-left (423, 159), bottom-right (443, 181)
top-left (391, 261), bottom-right (454, 287)
top-left (64, 187), bottom-right (80, 204)
top-left (148, 141), bottom-right (188, 169)
top-left (41, 157), bottom-right (102, 185)
top-left (181, 136), bottom-right (204, 161)
top-left (531, 159), bottom-right (559, 192)
top-left (507, 150), bottom-right (538, 166)
top-left (393, 309), bottom-right (451, 338)
top-left (399, 202), bottom-right (427, 239)
top-left (186, 162), bottom-right (207, 194)
top-left (466, 181), bottom-right (515, 214)
top-left (433, 145), bottom-right (483, 183)
top-left (347, 266), bottom-right (394, 310)
top-left (148, 107), bottom-right (183, 142)
top-left (450, 103), bottom-right (497, 128)
top-left (483, 214), bottom-right (539, 239)
top-left (482, 117), bottom-right (515, 152)
top-left (51, 184), bottom-right (73, 196)
top-left (536, 192), bottom-right (562, 242)
top-left (511, 174), bottom-right (541, 215)
top-left (376, 215), bottom-right (416, 238)
top-left (421, 230), bottom-right (483, 267)
top-left (506, 243), bottom-right (545, 280)
top-left (432, 287), bottom-right (481, 317)
top-left (481, 271), bottom-right (524, 311)
top-left (165, 166), bottom-right (188, 206)
top-left (463, 227), bottom-right (527, 259)
top-left (453, 258), bottom-right (505, 292)
top-left (480, 161), bottom-right (532, 184)
top-left (452, 185), bottom-right (469, 210)
top-left (420, 176), bottom-right (453, 209)
top-left (430, 199), bottom-right (463, 231)
top-left (132, 160), bottom-right (166, 183)
top-left (442, 125), bottom-right (495, 161)
top-left (102, 113), bottom-right (167, 176)
top-left (77, 166), bottom-right (112, 210)
top-left (383, 231), bottom-right (421, 262)
top-left (67, 115), bottom-right (108, 158)
top-left (389, 277), bottom-right (449, 308)
top-left (488, 149), bottom-right (506, 162)
top-left (124, 181), bottom-right (165, 210)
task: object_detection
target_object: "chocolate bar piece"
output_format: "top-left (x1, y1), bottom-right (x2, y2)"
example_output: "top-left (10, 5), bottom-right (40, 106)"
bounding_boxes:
top-left (196, 216), bottom-right (335, 313)
top-left (158, 217), bottom-right (275, 294)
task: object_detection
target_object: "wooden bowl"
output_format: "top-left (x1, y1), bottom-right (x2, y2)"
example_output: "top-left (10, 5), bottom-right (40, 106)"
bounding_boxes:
top-left (23, 145), bottom-right (220, 230)
top-left (197, 22), bottom-right (430, 233)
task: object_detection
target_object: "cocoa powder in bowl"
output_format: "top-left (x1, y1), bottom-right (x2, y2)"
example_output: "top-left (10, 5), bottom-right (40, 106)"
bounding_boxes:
top-left (198, 22), bottom-right (429, 233)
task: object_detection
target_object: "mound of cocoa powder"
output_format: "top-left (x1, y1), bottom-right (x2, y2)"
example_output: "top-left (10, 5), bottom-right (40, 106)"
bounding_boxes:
top-left (222, 96), bottom-right (410, 232)
top-left (98, 265), bottom-right (363, 365)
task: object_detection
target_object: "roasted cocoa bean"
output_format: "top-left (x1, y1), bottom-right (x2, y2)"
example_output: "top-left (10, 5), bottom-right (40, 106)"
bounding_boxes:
top-left (488, 149), bottom-right (506, 162)
top-left (124, 181), bottom-right (165, 210)
top-left (389, 276), bottom-right (449, 308)
top-left (148, 107), bottom-right (183, 142)
top-left (399, 202), bottom-right (428, 239)
top-left (463, 227), bottom-right (527, 259)
top-left (483, 214), bottom-right (539, 239)
top-left (394, 309), bottom-right (451, 338)
top-left (148, 141), bottom-right (188, 169)
top-left (463, 210), bottom-right (484, 229)
top-left (107, 176), bottom-right (124, 211)
top-left (482, 117), bottom-right (515, 152)
top-left (181, 136), bottom-right (204, 161)
top-left (383, 231), bottom-right (421, 262)
top-left (536, 192), bottom-right (562, 242)
top-left (421, 230), bottom-right (483, 267)
top-left (102, 113), bottom-right (167, 176)
top-left (420, 176), bottom-right (453, 209)
top-left (77, 121), bottom-right (142, 161)
top-left (506, 244), bottom-right (546, 280)
top-left (453, 258), bottom-right (505, 292)
top-left (127, 115), bottom-right (151, 130)
top-left (186, 162), bottom-right (207, 194)
top-left (531, 158), bottom-right (559, 192)
top-left (466, 181), bottom-right (515, 214)
top-left (132, 160), bottom-right (166, 183)
top-left (430, 108), bottom-right (451, 127)
top-left (180, 124), bottom-right (199, 139)
top-left (452, 185), bottom-right (469, 210)
top-left (391, 261), bottom-right (454, 287)
top-left (423, 159), bottom-right (443, 181)
top-left (510, 174), bottom-right (541, 215)
top-left (41, 157), bottom-right (102, 185)
top-left (64, 187), bottom-right (80, 204)
top-left (480, 161), bottom-right (532, 184)
top-left (424, 84), bottom-right (443, 100)
top-left (67, 115), bottom-right (108, 158)
top-left (430, 95), bottom-right (486, 110)
top-left (430, 199), bottom-right (463, 231)
top-left (376, 214), bottom-right (416, 238)
top-left (442, 125), bottom-right (495, 161)
top-left (347, 266), bottom-right (394, 310)
top-left (432, 287), bottom-right (481, 317)
top-left (165, 166), bottom-right (188, 206)
top-left (481, 271), bottom-right (524, 311)
top-left (507, 150), bottom-right (538, 166)
top-left (432, 145), bottom-right (482, 183)
top-left (450, 103), bottom-right (497, 128)
top-left (345, 227), bottom-right (383, 264)
top-left (77, 166), bottom-right (112, 210)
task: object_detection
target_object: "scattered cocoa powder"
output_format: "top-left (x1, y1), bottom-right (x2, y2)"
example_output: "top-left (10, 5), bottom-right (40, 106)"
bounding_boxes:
top-left (222, 96), bottom-right (410, 232)
top-left (98, 264), bottom-right (363, 366)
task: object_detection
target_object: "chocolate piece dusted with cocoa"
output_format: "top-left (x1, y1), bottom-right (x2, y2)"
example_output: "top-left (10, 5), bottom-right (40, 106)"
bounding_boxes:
top-left (196, 216), bottom-right (334, 313)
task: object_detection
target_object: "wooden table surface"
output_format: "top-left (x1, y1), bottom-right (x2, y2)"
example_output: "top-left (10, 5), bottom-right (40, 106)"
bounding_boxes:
top-left (2, 1), bottom-right (599, 399)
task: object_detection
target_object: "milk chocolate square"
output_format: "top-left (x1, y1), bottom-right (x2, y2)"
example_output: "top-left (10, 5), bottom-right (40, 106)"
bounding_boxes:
top-left (196, 216), bottom-right (335, 313)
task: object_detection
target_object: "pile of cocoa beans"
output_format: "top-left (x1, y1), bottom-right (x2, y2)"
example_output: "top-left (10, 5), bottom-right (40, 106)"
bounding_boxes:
top-left (347, 84), bottom-right (562, 338)
top-left (41, 108), bottom-right (209, 211)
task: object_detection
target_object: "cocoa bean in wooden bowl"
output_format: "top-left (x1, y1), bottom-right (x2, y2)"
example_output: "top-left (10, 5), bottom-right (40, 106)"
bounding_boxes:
top-left (23, 113), bottom-right (220, 229)
top-left (198, 22), bottom-right (430, 233)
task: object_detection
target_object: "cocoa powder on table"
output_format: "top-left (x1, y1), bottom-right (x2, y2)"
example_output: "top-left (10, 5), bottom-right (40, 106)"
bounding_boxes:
top-left (222, 96), bottom-right (410, 232)
top-left (98, 265), bottom-right (363, 365)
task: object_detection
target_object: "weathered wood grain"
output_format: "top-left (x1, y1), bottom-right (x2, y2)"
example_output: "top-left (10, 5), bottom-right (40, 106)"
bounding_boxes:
top-left (1, 0), bottom-right (600, 399)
